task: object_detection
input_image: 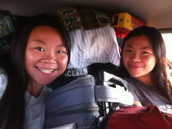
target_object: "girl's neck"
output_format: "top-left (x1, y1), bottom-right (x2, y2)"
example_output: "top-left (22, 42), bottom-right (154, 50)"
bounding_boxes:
top-left (27, 81), bottom-right (44, 97)
top-left (135, 73), bottom-right (153, 86)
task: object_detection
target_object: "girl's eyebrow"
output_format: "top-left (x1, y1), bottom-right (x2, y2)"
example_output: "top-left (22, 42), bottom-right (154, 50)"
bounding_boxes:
top-left (33, 39), bottom-right (65, 48)
top-left (141, 47), bottom-right (151, 49)
top-left (125, 44), bottom-right (151, 50)
top-left (32, 39), bottom-right (45, 44)
top-left (57, 44), bottom-right (65, 47)
top-left (125, 44), bottom-right (132, 48)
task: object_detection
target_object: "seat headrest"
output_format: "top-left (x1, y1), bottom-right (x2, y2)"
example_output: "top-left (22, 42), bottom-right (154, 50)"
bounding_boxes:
top-left (68, 25), bottom-right (121, 68)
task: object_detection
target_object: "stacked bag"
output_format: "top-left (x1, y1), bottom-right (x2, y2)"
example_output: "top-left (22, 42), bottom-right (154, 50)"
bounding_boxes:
top-left (46, 71), bottom-right (134, 129)
top-left (53, 6), bottom-right (120, 68)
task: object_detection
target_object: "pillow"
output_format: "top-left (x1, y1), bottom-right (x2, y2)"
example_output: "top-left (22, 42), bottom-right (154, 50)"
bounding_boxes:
top-left (68, 24), bottom-right (121, 68)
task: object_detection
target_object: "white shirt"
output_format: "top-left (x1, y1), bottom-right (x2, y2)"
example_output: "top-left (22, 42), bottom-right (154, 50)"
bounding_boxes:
top-left (25, 86), bottom-right (52, 129)
top-left (0, 68), bottom-right (52, 129)
top-left (0, 68), bottom-right (7, 99)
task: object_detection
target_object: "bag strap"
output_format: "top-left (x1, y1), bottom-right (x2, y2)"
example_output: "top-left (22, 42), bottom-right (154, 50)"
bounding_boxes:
top-left (95, 70), bottom-right (134, 117)
top-left (95, 85), bottom-right (133, 105)
top-left (95, 71), bottom-right (133, 105)
top-left (97, 108), bottom-right (114, 129)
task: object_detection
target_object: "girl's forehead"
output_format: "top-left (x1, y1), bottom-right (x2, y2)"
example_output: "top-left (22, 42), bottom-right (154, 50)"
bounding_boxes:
top-left (124, 35), bottom-right (152, 47)
top-left (26, 26), bottom-right (65, 47)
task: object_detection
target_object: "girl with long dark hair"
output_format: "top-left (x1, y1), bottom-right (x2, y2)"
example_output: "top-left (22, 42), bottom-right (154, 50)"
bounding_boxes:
top-left (0, 13), bottom-right (71, 129)
top-left (120, 26), bottom-right (172, 113)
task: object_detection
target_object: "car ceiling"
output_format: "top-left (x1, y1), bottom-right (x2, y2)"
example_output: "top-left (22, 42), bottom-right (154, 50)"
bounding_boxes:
top-left (0, 0), bottom-right (172, 30)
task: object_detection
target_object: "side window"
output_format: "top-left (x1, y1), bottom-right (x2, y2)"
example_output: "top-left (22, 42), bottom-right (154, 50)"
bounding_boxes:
top-left (161, 33), bottom-right (172, 61)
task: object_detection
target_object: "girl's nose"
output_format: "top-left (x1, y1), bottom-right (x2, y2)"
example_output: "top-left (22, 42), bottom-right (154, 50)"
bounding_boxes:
top-left (130, 53), bottom-right (140, 62)
top-left (42, 51), bottom-right (57, 64)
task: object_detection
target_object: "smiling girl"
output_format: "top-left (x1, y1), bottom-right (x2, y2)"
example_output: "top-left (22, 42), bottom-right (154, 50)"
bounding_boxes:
top-left (0, 14), bottom-right (70, 129)
top-left (120, 26), bottom-right (172, 113)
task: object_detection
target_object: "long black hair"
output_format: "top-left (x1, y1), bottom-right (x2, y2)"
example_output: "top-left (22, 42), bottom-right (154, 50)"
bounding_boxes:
top-left (120, 26), bottom-right (172, 101)
top-left (0, 13), bottom-right (71, 129)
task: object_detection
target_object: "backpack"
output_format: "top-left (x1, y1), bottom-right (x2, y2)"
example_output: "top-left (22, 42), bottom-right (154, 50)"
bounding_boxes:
top-left (45, 70), bottom-right (134, 129)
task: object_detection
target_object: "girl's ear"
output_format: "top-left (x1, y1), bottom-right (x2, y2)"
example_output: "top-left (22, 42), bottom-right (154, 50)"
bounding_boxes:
top-left (119, 47), bottom-right (122, 54)
top-left (120, 47), bottom-right (123, 57)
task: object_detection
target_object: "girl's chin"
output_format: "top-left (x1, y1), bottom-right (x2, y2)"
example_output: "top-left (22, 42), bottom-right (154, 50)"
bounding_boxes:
top-left (37, 80), bottom-right (54, 86)
top-left (129, 72), bottom-right (141, 78)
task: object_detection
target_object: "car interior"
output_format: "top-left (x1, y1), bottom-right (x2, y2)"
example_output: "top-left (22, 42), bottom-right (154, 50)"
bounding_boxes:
top-left (1, 0), bottom-right (172, 128)
top-left (1, 0), bottom-right (172, 57)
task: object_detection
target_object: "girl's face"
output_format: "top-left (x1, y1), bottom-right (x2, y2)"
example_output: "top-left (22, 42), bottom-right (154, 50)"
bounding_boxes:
top-left (25, 26), bottom-right (68, 86)
top-left (122, 35), bottom-right (156, 80)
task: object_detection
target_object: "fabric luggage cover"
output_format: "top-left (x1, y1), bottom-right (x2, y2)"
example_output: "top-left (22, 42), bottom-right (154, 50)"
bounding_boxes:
top-left (45, 73), bottom-right (133, 129)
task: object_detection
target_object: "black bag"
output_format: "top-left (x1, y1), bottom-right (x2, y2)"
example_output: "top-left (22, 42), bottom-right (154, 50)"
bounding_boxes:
top-left (0, 10), bottom-right (15, 55)
top-left (45, 70), bottom-right (134, 129)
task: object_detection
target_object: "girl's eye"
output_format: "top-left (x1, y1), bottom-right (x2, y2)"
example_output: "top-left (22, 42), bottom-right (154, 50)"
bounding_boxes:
top-left (57, 50), bottom-right (65, 54)
top-left (125, 49), bottom-right (132, 52)
top-left (142, 51), bottom-right (149, 54)
top-left (35, 47), bottom-right (44, 51)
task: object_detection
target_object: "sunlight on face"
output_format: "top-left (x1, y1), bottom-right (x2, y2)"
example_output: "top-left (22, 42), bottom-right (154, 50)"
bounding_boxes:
top-left (122, 35), bottom-right (156, 80)
top-left (25, 26), bottom-right (68, 87)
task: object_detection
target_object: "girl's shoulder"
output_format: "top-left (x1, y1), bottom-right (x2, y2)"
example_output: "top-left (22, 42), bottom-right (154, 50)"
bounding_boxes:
top-left (0, 67), bottom-right (7, 98)
top-left (123, 76), bottom-right (136, 87)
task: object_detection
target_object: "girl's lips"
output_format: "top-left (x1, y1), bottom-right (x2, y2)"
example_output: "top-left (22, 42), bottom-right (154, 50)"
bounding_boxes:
top-left (129, 64), bottom-right (141, 69)
top-left (36, 67), bottom-right (56, 74)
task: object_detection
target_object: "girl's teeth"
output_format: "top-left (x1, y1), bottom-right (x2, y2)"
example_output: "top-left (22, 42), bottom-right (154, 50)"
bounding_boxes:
top-left (37, 67), bottom-right (54, 73)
